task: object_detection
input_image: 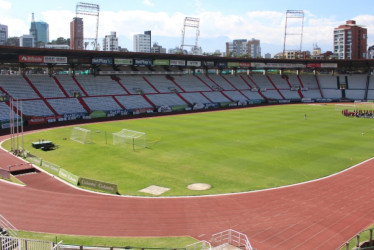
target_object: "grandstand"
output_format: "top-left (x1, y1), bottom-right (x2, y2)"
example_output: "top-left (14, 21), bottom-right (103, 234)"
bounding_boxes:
top-left (2, 72), bottom-right (374, 129)
top-left (2, 46), bottom-right (374, 249)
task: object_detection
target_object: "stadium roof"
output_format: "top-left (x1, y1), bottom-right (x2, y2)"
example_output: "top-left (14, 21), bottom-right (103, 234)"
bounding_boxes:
top-left (0, 45), bottom-right (373, 70)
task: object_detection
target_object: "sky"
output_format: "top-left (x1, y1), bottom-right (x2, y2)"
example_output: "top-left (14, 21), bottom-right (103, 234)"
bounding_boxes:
top-left (1, 0), bottom-right (374, 56)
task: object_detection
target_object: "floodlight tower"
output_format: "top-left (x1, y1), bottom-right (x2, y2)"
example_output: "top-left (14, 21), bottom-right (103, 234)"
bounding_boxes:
top-left (76, 2), bottom-right (100, 50)
top-left (180, 17), bottom-right (200, 55)
top-left (283, 10), bottom-right (304, 59)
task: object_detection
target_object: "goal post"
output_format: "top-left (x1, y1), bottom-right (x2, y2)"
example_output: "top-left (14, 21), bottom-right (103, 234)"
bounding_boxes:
top-left (112, 129), bottom-right (146, 150)
top-left (335, 102), bottom-right (374, 112)
top-left (70, 127), bottom-right (92, 144)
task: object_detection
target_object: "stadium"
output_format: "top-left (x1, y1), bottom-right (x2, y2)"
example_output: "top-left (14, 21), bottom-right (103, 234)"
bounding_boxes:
top-left (1, 45), bottom-right (374, 249)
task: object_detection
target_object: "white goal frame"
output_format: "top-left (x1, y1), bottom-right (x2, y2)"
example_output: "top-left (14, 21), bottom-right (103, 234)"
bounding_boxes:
top-left (112, 129), bottom-right (146, 150)
top-left (335, 102), bottom-right (374, 112)
top-left (70, 127), bottom-right (92, 144)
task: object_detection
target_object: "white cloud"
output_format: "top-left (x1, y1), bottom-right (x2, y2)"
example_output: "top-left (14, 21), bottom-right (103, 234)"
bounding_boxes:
top-left (41, 10), bottom-right (75, 39)
top-left (6, 7), bottom-right (374, 54)
top-left (0, 0), bottom-right (11, 11)
top-left (142, 0), bottom-right (154, 7)
top-left (354, 15), bottom-right (374, 45)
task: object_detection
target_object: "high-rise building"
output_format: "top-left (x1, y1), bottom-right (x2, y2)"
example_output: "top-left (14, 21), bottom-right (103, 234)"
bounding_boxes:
top-left (0, 24), bottom-right (8, 45)
top-left (151, 43), bottom-right (166, 53)
top-left (29, 13), bottom-right (49, 45)
top-left (70, 17), bottom-right (84, 50)
top-left (133, 31), bottom-right (151, 53)
top-left (226, 39), bottom-right (247, 57)
top-left (368, 45), bottom-right (374, 59)
top-left (334, 20), bottom-right (367, 60)
top-left (247, 38), bottom-right (261, 58)
top-left (102, 32), bottom-right (119, 51)
top-left (226, 39), bottom-right (261, 57)
top-left (20, 34), bottom-right (34, 47)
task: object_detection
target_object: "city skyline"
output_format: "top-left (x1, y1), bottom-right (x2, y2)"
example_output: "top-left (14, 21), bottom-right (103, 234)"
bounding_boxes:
top-left (1, 0), bottom-right (374, 55)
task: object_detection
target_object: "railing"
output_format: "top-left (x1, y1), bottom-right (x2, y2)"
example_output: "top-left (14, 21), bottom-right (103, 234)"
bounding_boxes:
top-left (0, 214), bottom-right (18, 237)
top-left (211, 229), bottom-right (253, 250)
top-left (336, 227), bottom-right (374, 250)
top-left (0, 235), bottom-right (55, 250)
top-left (185, 240), bottom-right (212, 250)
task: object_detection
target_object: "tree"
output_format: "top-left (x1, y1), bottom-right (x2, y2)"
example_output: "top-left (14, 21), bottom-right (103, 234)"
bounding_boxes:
top-left (49, 37), bottom-right (70, 45)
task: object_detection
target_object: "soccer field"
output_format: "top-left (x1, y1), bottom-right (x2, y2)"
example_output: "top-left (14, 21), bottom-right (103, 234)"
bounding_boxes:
top-left (5, 104), bottom-right (374, 196)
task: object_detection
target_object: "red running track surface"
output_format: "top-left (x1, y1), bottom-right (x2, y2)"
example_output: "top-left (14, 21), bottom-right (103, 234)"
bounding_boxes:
top-left (1, 134), bottom-right (374, 250)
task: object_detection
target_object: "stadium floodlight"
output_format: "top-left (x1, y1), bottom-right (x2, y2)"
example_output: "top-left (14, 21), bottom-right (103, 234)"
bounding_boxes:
top-left (76, 2), bottom-right (100, 51)
top-left (180, 17), bottom-right (200, 55)
top-left (113, 129), bottom-right (146, 150)
top-left (70, 127), bottom-right (92, 144)
top-left (282, 10), bottom-right (304, 59)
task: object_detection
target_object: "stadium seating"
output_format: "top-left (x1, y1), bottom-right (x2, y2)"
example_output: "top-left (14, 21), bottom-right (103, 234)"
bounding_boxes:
top-left (200, 75), bottom-right (235, 90)
top-left (115, 95), bottom-right (153, 110)
top-left (20, 100), bottom-right (55, 117)
top-left (0, 75), bottom-right (39, 99)
top-left (0, 102), bottom-right (20, 121)
top-left (223, 90), bottom-right (250, 102)
top-left (145, 76), bottom-right (182, 93)
top-left (120, 76), bottom-right (158, 94)
top-left (202, 91), bottom-right (231, 103)
top-left (180, 92), bottom-right (212, 104)
top-left (224, 75), bottom-right (251, 90)
top-left (55, 75), bottom-right (82, 97)
top-left (146, 93), bottom-right (187, 107)
top-left (1, 73), bottom-right (373, 125)
top-left (27, 75), bottom-right (65, 98)
top-left (250, 75), bottom-right (273, 89)
top-left (241, 90), bottom-right (265, 100)
top-left (47, 98), bottom-right (87, 115)
top-left (82, 96), bottom-right (122, 111)
top-left (74, 76), bottom-right (127, 96)
top-left (173, 75), bottom-right (212, 92)
top-left (267, 75), bottom-right (290, 89)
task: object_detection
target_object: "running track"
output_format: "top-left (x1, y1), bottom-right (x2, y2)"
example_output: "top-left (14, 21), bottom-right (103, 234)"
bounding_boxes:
top-left (1, 134), bottom-right (374, 249)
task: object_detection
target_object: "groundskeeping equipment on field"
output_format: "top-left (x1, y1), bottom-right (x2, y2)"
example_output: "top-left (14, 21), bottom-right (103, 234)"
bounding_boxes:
top-left (70, 127), bottom-right (92, 144)
top-left (112, 129), bottom-right (146, 150)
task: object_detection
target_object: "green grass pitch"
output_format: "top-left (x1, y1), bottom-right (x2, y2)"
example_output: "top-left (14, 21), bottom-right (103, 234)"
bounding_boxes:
top-left (5, 104), bottom-right (374, 196)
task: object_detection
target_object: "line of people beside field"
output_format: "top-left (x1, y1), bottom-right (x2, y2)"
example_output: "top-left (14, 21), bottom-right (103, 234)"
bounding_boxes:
top-left (342, 109), bottom-right (373, 118)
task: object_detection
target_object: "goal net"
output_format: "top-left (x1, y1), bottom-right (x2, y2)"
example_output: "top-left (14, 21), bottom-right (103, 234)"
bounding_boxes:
top-left (335, 102), bottom-right (374, 112)
top-left (70, 127), bottom-right (92, 144)
top-left (112, 129), bottom-right (146, 149)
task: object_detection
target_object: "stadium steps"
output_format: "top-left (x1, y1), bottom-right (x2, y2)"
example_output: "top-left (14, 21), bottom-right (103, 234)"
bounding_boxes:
top-left (112, 96), bottom-right (125, 109)
top-left (265, 75), bottom-right (285, 99)
top-left (203, 75), bottom-right (222, 90)
top-left (220, 91), bottom-right (234, 102)
top-left (52, 76), bottom-right (70, 97)
top-left (114, 78), bottom-right (130, 95)
top-left (297, 75), bottom-right (305, 89)
top-left (314, 75), bottom-right (324, 98)
top-left (176, 92), bottom-right (191, 105)
top-left (200, 92), bottom-right (215, 103)
top-left (221, 75), bottom-right (239, 90)
top-left (77, 97), bottom-right (91, 113)
top-left (143, 76), bottom-right (160, 93)
top-left (9, 166), bottom-right (39, 176)
top-left (239, 75), bottom-right (253, 89)
top-left (195, 75), bottom-right (215, 91)
top-left (142, 94), bottom-right (156, 108)
top-left (23, 76), bottom-right (59, 116)
top-left (169, 77), bottom-right (186, 92)
top-left (211, 244), bottom-right (242, 250)
top-left (247, 75), bottom-right (267, 101)
top-left (364, 75), bottom-right (370, 100)
top-left (72, 76), bottom-right (89, 96)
